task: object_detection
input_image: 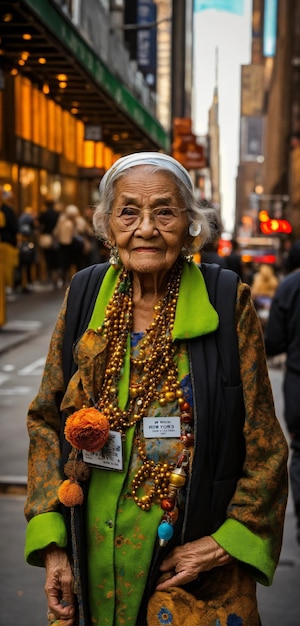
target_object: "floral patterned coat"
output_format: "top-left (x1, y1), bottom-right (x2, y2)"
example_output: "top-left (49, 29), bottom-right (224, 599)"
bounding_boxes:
top-left (24, 263), bottom-right (288, 626)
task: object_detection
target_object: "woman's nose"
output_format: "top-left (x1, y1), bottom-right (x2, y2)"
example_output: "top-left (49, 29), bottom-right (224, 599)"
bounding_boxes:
top-left (136, 211), bottom-right (158, 235)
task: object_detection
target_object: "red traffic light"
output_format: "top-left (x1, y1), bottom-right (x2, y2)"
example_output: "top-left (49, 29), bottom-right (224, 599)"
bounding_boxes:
top-left (260, 219), bottom-right (292, 234)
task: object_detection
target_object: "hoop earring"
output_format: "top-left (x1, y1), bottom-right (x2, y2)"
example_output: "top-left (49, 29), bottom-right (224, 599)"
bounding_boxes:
top-left (109, 246), bottom-right (121, 269)
top-left (189, 222), bottom-right (202, 237)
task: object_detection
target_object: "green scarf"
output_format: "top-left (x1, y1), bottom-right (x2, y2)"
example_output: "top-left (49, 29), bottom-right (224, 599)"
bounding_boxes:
top-left (89, 261), bottom-right (219, 407)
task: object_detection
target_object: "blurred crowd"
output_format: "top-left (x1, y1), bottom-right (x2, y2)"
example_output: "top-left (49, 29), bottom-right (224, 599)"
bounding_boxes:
top-left (196, 215), bottom-right (298, 338)
top-left (0, 189), bottom-right (109, 294)
top-left (0, 188), bottom-right (299, 317)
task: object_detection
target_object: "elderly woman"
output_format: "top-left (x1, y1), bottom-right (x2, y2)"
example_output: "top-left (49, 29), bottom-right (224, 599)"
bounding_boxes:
top-left (24, 152), bottom-right (288, 626)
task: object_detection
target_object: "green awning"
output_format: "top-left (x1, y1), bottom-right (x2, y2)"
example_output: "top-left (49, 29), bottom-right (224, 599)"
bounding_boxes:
top-left (2, 0), bottom-right (170, 154)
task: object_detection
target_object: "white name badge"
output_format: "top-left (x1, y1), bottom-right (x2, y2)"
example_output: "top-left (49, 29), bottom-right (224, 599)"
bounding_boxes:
top-left (83, 430), bottom-right (123, 471)
top-left (143, 416), bottom-right (181, 438)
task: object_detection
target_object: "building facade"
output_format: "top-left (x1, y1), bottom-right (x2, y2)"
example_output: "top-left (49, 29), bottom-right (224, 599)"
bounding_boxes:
top-left (235, 0), bottom-right (300, 250)
top-left (0, 0), bottom-right (170, 215)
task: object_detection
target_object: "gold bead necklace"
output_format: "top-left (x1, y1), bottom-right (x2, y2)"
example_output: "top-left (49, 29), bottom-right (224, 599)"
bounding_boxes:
top-left (95, 258), bottom-right (194, 528)
top-left (96, 259), bottom-right (184, 432)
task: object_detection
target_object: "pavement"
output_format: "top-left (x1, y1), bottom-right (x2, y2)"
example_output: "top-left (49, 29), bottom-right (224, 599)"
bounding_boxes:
top-left (0, 283), bottom-right (67, 626)
top-left (0, 283), bottom-right (65, 355)
top-left (0, 283), bottom-right (299, 625)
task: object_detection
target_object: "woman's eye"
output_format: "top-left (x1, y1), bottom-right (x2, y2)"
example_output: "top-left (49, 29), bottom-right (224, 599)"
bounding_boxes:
top-left (156, 207), bottom-right (173, 216)
top-left (121, 207), bottom-right (138, 217)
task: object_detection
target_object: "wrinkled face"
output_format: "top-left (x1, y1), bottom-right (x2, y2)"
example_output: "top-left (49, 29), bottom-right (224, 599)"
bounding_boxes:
top-left (109, 166), bottom-right (189, 275)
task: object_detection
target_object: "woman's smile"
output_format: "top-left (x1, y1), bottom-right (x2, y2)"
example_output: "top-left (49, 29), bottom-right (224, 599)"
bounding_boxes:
top-left (132, 246), bottom-right (162, 253)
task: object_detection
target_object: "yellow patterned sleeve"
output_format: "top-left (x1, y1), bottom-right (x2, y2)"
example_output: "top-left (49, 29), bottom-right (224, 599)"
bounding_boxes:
top-left (214, 282), bottom-right (288, 582)
top-left (24, 289), bottom-right (69, 522)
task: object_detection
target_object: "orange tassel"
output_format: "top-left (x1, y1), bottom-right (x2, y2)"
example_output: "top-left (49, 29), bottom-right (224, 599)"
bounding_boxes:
top-left (58, 479), bottom-right (84, 507)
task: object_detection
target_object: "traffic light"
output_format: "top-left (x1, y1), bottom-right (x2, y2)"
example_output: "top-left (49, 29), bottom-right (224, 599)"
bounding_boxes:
top-left (260, 219), bottom-right (292, 234)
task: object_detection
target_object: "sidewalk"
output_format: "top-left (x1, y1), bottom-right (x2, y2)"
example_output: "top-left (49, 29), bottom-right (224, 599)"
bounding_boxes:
top-left (0, 283), bottom-right (65, 354)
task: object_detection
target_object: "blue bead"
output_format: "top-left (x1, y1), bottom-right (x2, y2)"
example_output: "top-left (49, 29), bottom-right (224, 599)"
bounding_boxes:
top-left (157, 522), bottom-right (174, 541)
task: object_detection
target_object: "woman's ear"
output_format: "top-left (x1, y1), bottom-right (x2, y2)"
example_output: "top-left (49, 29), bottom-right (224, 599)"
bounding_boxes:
top-left (183, 232), bottom-right (202, 254)
top-left (183, 232), bottom-right (194, 250)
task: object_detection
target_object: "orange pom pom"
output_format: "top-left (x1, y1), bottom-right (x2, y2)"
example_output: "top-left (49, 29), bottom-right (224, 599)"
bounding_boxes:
top-left (58, 479), bottom-right (84, 507)
top-left (64, 407), bottom-right (110, 452)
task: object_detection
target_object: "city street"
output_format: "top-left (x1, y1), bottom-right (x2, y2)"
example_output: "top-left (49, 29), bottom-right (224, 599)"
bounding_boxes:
top-left (0, 285), bottom-right (299, 626)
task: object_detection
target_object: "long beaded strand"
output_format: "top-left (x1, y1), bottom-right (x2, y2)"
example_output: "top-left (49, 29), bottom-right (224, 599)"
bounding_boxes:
top-left (95, 259), bottom-right (194, 544)
top-left (96, 260), bottom-right (184, 430)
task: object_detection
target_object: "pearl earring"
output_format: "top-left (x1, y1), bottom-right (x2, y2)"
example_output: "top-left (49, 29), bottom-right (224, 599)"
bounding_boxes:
top-left (189, 222), bottom-right (202, 237)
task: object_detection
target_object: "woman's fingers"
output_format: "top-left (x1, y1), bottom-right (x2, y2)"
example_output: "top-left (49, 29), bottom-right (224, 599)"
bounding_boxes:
top-left (157, 536), bottom-right (233, 589)
top-left (43, 546), bottom-right (76, 625)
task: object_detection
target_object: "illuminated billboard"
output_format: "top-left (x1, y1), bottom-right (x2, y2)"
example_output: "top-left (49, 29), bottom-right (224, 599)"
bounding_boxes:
top-left (263, 0), bottom-right (278, 57)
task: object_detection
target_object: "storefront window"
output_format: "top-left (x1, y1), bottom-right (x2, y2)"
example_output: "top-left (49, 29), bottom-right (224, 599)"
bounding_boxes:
top-left (22, 77), bottom-right (32, 141)
top-left (104, 146), bottom-right (114, 170)
top-left (55, 104), bottom-right (63, 154)
top-left (83, 141), bottom-right (95, 167)
top-left (15, 75), bottom-right (32, 141)
top-left (39, 91), bottom-right (47, 147)
top-left (39, 169), bottom-right (48, 199)
top-left (63, 110), bottom-right (76, 162)
top-left (0, 162), bottom-right (13, 189)
top-left (32, 87), bottom-right (40, 145)
top-left (48, 99), bottom-right (56, 152)
top-left (15, 76), bottom-right (21, 137)
top-left (95, 141), bottom-right (105, 168)
top-left (19, 167), bottom-right (38, 211)
top-left (76, 119), bottom-right (84, 166)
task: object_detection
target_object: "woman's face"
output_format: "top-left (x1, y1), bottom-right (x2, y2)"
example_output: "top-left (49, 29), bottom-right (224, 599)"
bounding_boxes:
top-left (109, 166), bottom-right (189, 276)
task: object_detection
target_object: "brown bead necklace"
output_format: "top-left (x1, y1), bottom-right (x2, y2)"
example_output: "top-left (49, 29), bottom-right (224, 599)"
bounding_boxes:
top-left (96, 258), bottom-right (185, 431)
top-left (95, 258), bottom-right (194, 538)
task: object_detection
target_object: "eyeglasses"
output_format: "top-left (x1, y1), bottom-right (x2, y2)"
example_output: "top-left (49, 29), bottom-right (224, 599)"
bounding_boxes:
top-left (112, 206), bottom-right (186, 231)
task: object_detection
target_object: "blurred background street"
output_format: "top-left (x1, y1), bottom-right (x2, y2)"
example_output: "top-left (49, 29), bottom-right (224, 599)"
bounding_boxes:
top-left (1, 1), bottom-right (300, 624)
top-left (0, 285), bottom-right (299, 626)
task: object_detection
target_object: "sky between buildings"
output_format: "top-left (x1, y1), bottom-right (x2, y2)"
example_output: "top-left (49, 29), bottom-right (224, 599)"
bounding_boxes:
top-left (193, 0), bottom-right (252, 232)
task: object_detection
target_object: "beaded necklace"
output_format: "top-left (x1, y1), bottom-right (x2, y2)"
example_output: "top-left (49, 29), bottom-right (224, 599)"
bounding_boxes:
top-left (96, 259), bottom-right (184, 429)
top-left (95, 258), bottom-right (194, 545)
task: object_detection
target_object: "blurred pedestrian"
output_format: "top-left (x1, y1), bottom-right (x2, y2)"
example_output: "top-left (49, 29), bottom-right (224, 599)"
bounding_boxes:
top-left (18, 206), bottom-right (40, 287)
top-left (251, 263), bottom-right (278, 299)
top-left (251, 264), bottom-right (279, 333)
top-left (242, 261), bottom-right (254, 287)
top-left (200, 240), bottom-right (228, 267)
top-left (17, 223), bottom-right (36, 293)
top-left (84, 205), bottom-right (110, 264)
top-left (200, 213), bottom-right (227, 268)
top-left (226, 238), bottom-right (243, 279)
top-left (73, 208), bottom-right (96, 270)
top-left (0, 188), bottom-right (19, 291)
top-left (54, 204), bottom-right (87, 283)
top-left (265, 240), bottom-right (300, 544)
top-left (38, 197), bottom-right (60, 286)
top-left (18, 205), bottom-right (37, 235)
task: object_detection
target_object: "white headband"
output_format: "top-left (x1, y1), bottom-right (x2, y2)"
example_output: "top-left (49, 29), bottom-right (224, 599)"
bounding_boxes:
top-left (99, 152), bottom-right (194, 196)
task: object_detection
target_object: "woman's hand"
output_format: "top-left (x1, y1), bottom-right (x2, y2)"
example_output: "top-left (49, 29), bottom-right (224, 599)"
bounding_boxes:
top-left (42, 544), bottom-right (76, 625)
top-left (156, 536), bottom-right (234, 590)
